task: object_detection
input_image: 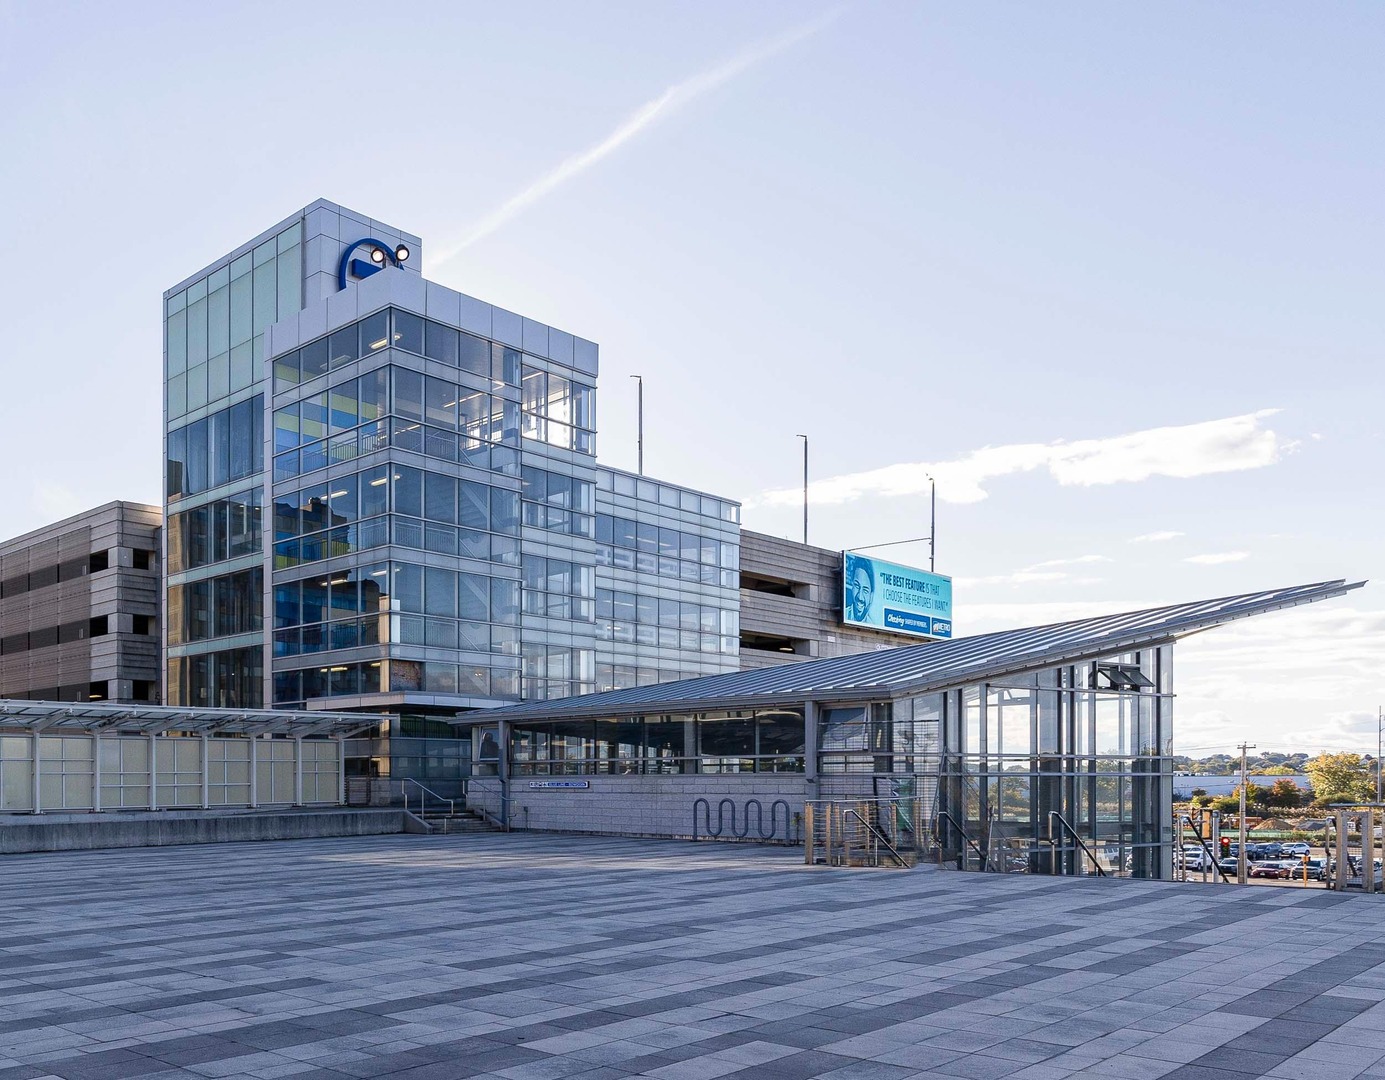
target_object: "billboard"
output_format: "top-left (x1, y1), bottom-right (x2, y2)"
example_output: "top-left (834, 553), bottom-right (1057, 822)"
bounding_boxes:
top-left (842, 552), bottom-right (953, 640)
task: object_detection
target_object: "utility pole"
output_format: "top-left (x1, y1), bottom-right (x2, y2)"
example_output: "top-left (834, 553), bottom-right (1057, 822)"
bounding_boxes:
top-left (1238, 742), bottom-right (1255, 885)
top-left (928, 474), bottom-right (936, 573)
top-left (1378, 705), bottom-right (1383, 805)
top-left (629, 375), bottom-right (643, 475)
top-left (796, 434), bottom-right (808, 545)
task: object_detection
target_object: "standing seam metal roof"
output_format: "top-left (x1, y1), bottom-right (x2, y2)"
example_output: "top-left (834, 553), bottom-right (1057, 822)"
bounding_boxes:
top-left (462, 580), bottom-right (1363, 723)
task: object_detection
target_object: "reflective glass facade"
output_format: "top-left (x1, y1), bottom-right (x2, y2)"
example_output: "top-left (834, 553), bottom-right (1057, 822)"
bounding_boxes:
top-left (163, 201), bottom-right (746, 786)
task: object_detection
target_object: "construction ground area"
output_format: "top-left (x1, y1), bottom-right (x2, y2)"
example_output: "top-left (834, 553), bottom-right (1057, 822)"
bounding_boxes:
top-left (3, 832), bottom-right (1385, 1080)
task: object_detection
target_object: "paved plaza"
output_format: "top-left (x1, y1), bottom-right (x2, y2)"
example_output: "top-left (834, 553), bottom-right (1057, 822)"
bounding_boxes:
top-left (3, 833), bottom-right (1385, 1079)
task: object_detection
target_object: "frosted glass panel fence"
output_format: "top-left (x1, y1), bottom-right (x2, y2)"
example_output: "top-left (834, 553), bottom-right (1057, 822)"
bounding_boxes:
top-left (0, 734), bottom-right (341, 812)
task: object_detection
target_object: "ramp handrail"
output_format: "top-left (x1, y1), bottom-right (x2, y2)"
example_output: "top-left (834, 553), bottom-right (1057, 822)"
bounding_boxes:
top-left (935, 810), bottom-right (989, 870)
top-left (1047, 811), bottom-right (1107, 877)
top-left (843, 806), bottom-right (908, 867)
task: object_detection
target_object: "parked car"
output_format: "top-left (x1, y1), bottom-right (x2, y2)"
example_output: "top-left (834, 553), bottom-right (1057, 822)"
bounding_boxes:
top-left (1256, 842), bottom-right (1284, 859)
top-left (1280, 842), bottom-right (1311, 857)
top-left (1250, 863), bottom-right (1291, 879)
top-left (1217, 857), bottom-right (1240, 874)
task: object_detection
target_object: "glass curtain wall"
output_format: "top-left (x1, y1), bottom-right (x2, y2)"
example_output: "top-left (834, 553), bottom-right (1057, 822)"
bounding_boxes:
top-left (937, 648), bottom-right (1173, 879)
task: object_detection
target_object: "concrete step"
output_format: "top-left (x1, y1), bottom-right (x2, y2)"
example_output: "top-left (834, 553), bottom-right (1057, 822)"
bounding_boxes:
top-left (418, 811), bottom-right (501, 835)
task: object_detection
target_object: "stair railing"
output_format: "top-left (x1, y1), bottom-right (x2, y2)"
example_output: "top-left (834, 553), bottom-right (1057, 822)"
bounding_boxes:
top-left (402, 778), bottom-right (454, 819)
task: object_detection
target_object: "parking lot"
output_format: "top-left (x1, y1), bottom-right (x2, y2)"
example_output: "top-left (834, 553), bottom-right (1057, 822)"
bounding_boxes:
top-left (1176, 839), bottom-right (1384, 890)
top-left (5, 832), bottom-right (1385, 1079)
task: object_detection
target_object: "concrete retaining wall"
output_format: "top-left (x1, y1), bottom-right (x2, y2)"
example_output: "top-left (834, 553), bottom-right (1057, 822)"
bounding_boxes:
top-left (0, 808), bottom-right (408, 854)
top-left (473, 775), bottom-right (809, 841)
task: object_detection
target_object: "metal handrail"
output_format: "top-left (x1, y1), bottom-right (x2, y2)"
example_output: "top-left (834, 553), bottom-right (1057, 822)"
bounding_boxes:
top-left (1047, 812), bottom-right (1107, 877)
top-left (402, 778), bottom-right (454, 819)
top-left (935, 810), bottom-right (989, 870)
top-left (843, 807), bottom-right (908, 867)
top-left (463, 777), bottom-right (509, 831)
top-left (1181, 815), bottom-right (1233, 884)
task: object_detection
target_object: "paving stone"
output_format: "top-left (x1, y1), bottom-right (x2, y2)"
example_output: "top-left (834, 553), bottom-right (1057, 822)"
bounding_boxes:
top-left (2, 834), bottom-right (1385, 1080)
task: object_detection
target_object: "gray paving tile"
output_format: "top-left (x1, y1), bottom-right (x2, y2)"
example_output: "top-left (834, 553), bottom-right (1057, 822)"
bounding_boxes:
top-left (1, 834), bottom-right (1385, 1080)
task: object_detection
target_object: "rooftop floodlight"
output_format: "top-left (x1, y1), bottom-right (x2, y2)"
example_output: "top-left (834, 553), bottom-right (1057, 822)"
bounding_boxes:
top-left (338, 236), bottom-right (409, 289)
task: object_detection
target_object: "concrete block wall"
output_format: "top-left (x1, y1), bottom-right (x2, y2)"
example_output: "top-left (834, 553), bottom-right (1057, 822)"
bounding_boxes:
top-left (472, 775), bottom-right (809, 842)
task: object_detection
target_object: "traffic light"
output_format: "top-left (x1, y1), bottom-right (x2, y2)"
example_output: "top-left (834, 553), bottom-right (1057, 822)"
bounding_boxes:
top-left (1220, 837), bottom-right (1230, 856)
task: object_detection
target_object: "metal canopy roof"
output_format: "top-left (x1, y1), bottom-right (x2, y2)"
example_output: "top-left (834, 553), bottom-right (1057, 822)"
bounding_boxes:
top-left (465, 580), bottom-right (1365, 724)
top-left (0, 701), bottom-right (386, 738)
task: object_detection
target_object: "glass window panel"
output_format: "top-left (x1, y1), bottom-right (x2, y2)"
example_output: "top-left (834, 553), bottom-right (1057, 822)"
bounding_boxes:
top-left (360, 309), bottom-right (390, 355)
top-left (457, 388), bottom-right (488, 440)
top-left (329, 474), bottom-right (358, 525)
top-left (393, 367), bottom-right (424, 421)
top-left (358, 368), bottom-right (388, 422)
top-left (392, 465), bottom-right (422, 517)
top-left (459, 572), bottom-right (489, 621)
top-left (252, 260), bottom-right (276, 335)
top-left (228, 398), bottom-right (254, 481)
top-left (273, 349), bottom-right (301, 391)
top-left (458, 480), bottom-right (488, 530)
top-left (424, 320), bottom-right (459, 364)
top-left (392, 309), bottom-right (424, 354)
top-left (328, 325), bottom-right (357, 369)
top-left (360, 464), bottom-right (389, 517)
top-left (425, 471), bottom-right (456, 523)
top-left (424, 567), bottom-right (457, 617)
top-left (546, 373), bottom-right (571, 425)
top-left (391, 563), bottom-right (423, 613)
top-left (300, 337), bottom-right (329, 381)
top-left (329, 380), bottom-right (358, 433)
top-left (425, 376), bottom-right (459, 429)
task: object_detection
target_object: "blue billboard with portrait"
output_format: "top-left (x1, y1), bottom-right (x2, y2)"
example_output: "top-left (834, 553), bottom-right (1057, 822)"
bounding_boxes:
top-left (842, 553), bottom-right (952, 640)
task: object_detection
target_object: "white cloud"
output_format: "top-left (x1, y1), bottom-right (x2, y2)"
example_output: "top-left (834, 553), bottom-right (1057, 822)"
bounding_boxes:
top-left (749, 409), bottom-right (1284, 509)
top-left (430, 8), bottom-right (843, 264)
top-left (1027, 555), bottom-right (1111, 569)
top-left (1184, 552), bottom-right (1249, 565)
top-left (954, 570), bottom-right (1070, 588)
top-left (1129, 531), bottom-right (1184, 544)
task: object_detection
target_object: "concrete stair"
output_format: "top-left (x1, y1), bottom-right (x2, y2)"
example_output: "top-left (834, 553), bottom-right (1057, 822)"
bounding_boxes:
top-left (418, 808), bottom-right (502, 835)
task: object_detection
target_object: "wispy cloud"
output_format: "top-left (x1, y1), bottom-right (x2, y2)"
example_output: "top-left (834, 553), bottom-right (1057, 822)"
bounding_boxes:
top-left (1027, 555), bottom-right (1111, 569)
top-left (1185, 552), bottom-right (1249, 565)
top-left (750, 409), bottom-right (1284, 509)
top-left (1130, 530), bottom-right (1184, 544)
top-left (430, 9), bottom-right (842, 266)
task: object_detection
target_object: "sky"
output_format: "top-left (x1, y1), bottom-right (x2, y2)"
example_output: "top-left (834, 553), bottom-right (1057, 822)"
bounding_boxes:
top-left (0, 2), bottom-right (1381, 754)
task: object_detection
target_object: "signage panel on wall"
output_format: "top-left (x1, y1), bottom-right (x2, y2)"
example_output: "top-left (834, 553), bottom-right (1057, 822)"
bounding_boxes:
top-left (842, 552), bottom-right (952, 640)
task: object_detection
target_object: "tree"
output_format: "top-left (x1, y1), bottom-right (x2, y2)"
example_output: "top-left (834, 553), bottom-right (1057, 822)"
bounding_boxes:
top-left (1209, 794), bottom-right (1240, 814)
top-left (1190, 787), bottom-right (1208, 798)
top-left (1305, 753), bottom-right (1374, 806)
top-left (1263, 778), bottom-right (1304, 809)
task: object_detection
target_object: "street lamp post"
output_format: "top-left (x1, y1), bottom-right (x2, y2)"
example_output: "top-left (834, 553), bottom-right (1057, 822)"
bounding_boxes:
top-left (796, 435), bottom-right (808, 545)
top-left (629, 375), bottom-right (643, 475)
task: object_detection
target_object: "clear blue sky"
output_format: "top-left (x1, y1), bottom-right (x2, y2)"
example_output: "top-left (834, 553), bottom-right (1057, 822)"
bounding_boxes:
top-left (1, 2), bottom-right (1380, 753)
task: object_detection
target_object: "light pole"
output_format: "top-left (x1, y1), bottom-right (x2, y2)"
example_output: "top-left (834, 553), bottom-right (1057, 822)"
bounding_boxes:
top-left (1377, 705), bottom-right (1383, 805)
top-left (1238, 741), bottom-right (1255, 885)
top-left (796, 435), bottom-right (808, 545)
top-left (629, 375), bottom-right (643, 475)
top-left (928, 474), bottom-right (936, 573)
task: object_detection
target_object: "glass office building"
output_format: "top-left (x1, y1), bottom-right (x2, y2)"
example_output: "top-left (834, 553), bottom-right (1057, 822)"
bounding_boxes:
top-left (162, 200), bottom-right (742, 786)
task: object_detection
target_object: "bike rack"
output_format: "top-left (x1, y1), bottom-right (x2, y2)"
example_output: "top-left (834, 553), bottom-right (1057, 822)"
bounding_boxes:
top-left (691, 797), bottom-right (796, 843)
